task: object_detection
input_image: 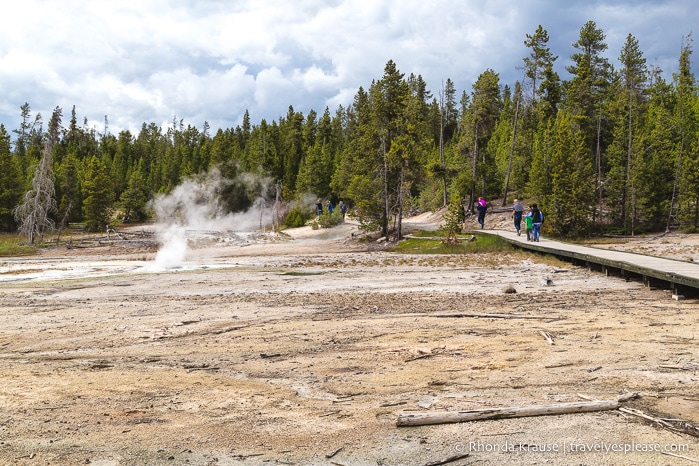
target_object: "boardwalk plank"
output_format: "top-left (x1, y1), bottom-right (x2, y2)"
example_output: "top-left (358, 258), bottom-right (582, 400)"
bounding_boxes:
top-left (480, 230), bottom-right (699, 293)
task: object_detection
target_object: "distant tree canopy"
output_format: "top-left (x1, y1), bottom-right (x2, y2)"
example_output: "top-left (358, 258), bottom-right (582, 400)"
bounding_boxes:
top-left (2, 22), bottom-right (698, 239)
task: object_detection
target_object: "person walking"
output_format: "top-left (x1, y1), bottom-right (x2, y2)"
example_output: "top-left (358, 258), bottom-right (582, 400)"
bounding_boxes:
top-left (524, 206), bottom-right (534, 241)
top-left (476, 197), bottom-right (487, 229)
top-left (512, 199), bottom-right (524, 236)
top-left (338, 200), bottom-right (347, 219)
top-left (531, 204), bottom-right (544, 242)
top-left (315, 199), bottom-right (323, 220)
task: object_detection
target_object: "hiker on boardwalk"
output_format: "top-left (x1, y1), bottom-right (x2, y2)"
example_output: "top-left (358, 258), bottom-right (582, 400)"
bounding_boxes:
top-left (512, 199), bottom-right (525, 236)
top-left (476, 197), bottom-right (487, 229)
top-left (531, 204), bottom-right (544, 242)
top-left (524, 206), bottom-right (534, 241)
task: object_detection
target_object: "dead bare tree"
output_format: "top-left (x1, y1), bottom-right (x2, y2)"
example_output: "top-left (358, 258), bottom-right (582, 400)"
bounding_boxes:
top-left (14, 107), bottom-right (62, 245)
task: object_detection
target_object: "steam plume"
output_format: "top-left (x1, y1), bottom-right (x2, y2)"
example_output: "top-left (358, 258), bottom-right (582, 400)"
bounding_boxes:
top-left (150, 166), bottom-right (275, 269)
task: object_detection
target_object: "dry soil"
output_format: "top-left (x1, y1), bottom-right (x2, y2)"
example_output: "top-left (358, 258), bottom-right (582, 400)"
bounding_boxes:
top-left (1, 212), bottom-right (698, 466)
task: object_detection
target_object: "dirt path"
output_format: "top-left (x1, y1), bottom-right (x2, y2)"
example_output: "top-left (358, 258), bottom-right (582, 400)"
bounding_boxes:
top-left (1, 218), bottom-right (698, 465)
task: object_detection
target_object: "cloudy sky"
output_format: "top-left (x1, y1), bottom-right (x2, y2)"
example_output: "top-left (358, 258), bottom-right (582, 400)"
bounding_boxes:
top-left (0, 0), bottom-right (696, 139)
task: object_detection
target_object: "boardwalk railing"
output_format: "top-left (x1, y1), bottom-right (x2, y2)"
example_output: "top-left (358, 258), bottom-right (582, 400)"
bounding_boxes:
top-left (478, 230), bottom-right (699, 299)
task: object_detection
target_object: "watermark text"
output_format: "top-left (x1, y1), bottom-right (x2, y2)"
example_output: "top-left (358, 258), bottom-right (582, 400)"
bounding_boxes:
top-left (454, 440), bottom-right (690, 455)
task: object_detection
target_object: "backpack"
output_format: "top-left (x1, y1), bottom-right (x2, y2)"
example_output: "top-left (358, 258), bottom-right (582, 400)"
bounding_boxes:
top-left (532, 209), bottom-right (542, 223)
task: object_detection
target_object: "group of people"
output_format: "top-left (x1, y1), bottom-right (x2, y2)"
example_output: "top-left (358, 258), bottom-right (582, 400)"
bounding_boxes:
top-left (315, 198), bottom-right (347, 220)
top-left (474, 197), bottom-right (544, 242)
top-left (511, 199), bottom-right (544, 242)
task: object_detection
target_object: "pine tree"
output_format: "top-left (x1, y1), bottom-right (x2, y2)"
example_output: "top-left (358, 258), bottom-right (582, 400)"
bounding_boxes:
top-left (296, 109), bottom-right (336, 198)
top-left (431, 78), bottom-right (459, 207)
top-left (55, 151), bottom-right (83, 223)
top-left (540, 111), bottom-right (595, 236)
top-left (524, 25), bottom-right (557, 104)
top-left (440, 199), bottom-right (465, 244)
top-left (673, 36), bottom-right (699, 230)
top-left (120, 161), bottom-right (150, 222)
top-left (638, 78), bottom-right (676, 231)
top-left (565, 20), bottom-right (613, 182)
top-left (0, 124), bottom-right (23, 231)
top-left (604, 34), bottom-right (649, 233)
top-left (464, 69), bottom-right (502, 208)
top-left (281, 106), bottom-right (305, 194)
top-left (82, 155), bottom-right (114, 232)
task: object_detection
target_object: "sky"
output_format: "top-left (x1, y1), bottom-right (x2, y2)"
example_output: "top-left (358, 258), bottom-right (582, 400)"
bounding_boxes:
top-left (0, 0), bottom-right (696, 139)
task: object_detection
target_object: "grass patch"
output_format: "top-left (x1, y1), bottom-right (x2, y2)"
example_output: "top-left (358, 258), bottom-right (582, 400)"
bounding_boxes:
top-left (393, 232), bottom-right (514, 254)
top-left (0, 233), bottom-right (38, 257)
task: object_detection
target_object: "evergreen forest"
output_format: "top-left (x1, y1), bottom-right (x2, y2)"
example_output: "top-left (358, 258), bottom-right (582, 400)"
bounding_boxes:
top-left (2, 22), bottom-right (699, 242)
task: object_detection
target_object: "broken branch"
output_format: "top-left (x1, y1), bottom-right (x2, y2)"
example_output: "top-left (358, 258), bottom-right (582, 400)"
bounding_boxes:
top-left (539, 330), bottom-right (554, 345)
top-left (423, 453), bottom-right (469, 465)
top-left (578, 393), bottom-right (699, 438)
top-left (661, 451), bottom-right (699, 463)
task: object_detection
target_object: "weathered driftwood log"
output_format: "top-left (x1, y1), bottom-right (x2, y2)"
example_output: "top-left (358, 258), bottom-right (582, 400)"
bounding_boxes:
top-left (432, 312), bottom-right (560, 320)
top-left (396, 399), bottom-right (619, 427)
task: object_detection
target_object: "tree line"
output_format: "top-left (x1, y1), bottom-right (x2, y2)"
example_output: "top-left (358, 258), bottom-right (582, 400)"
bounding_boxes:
top-left (1, 21), bottom-right (697, 243)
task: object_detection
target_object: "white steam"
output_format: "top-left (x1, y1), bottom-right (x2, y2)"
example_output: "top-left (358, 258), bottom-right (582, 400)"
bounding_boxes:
top-left (149, 167), bottom-right (275, 269)
top-left (152, 224), bottom-right (188, 269)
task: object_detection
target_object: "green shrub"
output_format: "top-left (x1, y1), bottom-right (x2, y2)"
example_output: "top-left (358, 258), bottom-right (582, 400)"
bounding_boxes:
top-left (439, 201), bottom-right (465, 244)
top-left (312, 211), bottom-right (344, 229)
top-left (283, 206), bottom-right (308, 228)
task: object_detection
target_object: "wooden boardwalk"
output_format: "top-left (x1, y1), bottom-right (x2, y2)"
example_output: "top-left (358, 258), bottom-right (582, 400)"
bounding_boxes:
top-left (480, 229), bottom-right (699, 298)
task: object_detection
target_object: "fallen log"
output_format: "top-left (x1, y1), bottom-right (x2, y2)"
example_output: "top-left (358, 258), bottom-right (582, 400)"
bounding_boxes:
top-left (396, 399), bottom-right (619, 427)
top-left (432, 312), bottom-right (561, 320)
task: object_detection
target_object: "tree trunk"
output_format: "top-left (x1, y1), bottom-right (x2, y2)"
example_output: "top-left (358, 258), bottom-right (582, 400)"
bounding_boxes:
top-left (502, 94), bottom-right (520, 206)
top-left (382, 132), bottom-right (389, 237)
top-left (397, 162), bottom-right (404, 239)
top-left (439, 87), bottom-right (447, 207)
top-left (470, 125), bottom-right (479, 213)
top-left (596, 114), bottom-right (603, 229)
top-left (627, 89), bottom-right (635, 235)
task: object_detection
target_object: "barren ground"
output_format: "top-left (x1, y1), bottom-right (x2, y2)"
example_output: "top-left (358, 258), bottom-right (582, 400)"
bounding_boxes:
top-left (1, 211), bottom-right (698, 466)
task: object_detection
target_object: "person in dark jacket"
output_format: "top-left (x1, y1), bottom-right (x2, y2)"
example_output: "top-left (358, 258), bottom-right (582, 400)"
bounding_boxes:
top-left (476, 197), bottom-right (487, 229)
top-left (315, 199), bottom-right (323, 220)
top-left (531, 204), bottom-right (544, 242)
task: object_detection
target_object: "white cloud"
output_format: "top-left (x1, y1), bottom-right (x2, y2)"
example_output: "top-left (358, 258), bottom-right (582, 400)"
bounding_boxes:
top-left (0, 0), bottom-right (696, 138)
